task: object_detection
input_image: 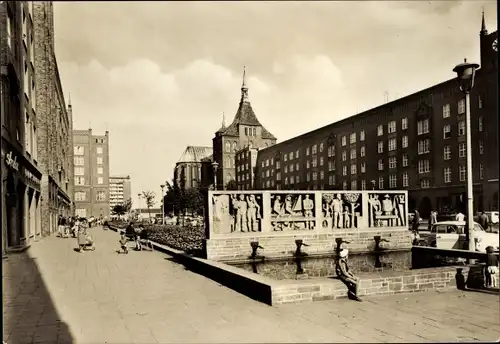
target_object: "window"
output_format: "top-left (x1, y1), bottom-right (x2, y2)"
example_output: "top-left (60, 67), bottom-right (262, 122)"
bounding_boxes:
top-left (458, 99), bottom-right (465, 114)
top-left (312, 157), bottom-right (317, 168)
top-left (377, 125), bottom-right (383, 136)
top-left (342, 151), bottom-right (347, 161)
top-left (290, 176), bottom-right (295, 184)
top-left (312, 172), bottom-right (317, 181)
top-left (97, 167), bottom-right (103, 174)
top-left (417, 139), bottom-right (430, 154)
top-left (389, 157), bottom-right (396, 169)
top-left (6, 11), bottom-right (12, 49)
top-left (478, 116), bottom-right (483, 132)
top-left (418, 160), bottom-right (430, 174)
top-left (328, 175), bottom-right (335, 185)
top-left (389, 175), bottom-right (397, 188)
top-left (360, 130), bottom-right (365, 141)
top-left (74, 167), bottom-right (84, 176)
top-left (319, 143), bottom-right (324, 153)
top-left (459, 165), bottom-right (466, 181)
top-left (75, 192), bottom-right (86, 201)
top-left (478, 95), bottom-right (483, 109)
top-left (361, 162), bottom-right (366, 173)
top-left (75, 177), bottom-right (85, 186)
top-left (378, 177), bottom-right (384, 189)
top-left (342, 166), bottom-right (347, 176)
top-left (351, 164), bottom-right (357, 175)
top-left (360, 146), bottom-right (365, 157)
top-left (402, 172), bottom-right (409, 187)
top-left (351, 180), bottom-right (357, 190)
top-left (319, 157), bottom-right (324, 166)
top-left (479, 140), bottom-right (483, 155)
top-left (283, 154), bottom-right (288, 162)
top-left (378, 159), bottom-right (384, 171)
top-left (75, 209), bottom-right (87, 218)
top-left (312, 145), bottom-right (317, 154)
top-left (361, 180), bottom-right (366, 190)
top-left (328, 161), bottom-right (335, 171)
top-left (377, 141), bottom-right (383, 153)
top-left (320, 171), bottom-right (324, 180)
top-left (402, 135), bottom-right (408, 148)
top-left (296, 150), bottom-right (300, 158)
top-left (74, 156), bottom-right (84, 166)
top-left (341, 136), bottom-right (346, 146)
top-left (96, 191), bottom-right (106, 202)
top-left (296, 163), bottom-right (299, 171)
top-left (443, 125), bottom-right (451, 139)
top-left (417, 119), bottom-right (429, 135)
top-left (388, 121), bottom-right (396, 133)
top-left (444, 167), bottom-right (452, 183)
top-left (327, 145), bottom-right (335, 157)
top-left (459, 143), bottom-right (466, 158)
top-left (443, 104), bottom-right (450, 118)
top-left (443, 146), bottom-right (451, 160)
top-left (97, 177), bottom-right (104, 185)
top-left (458, 121), bottom-right (465, 136)
top-left (290, 164), bottom-right (294, 172)
top-left (388, 138), bottom-right (397, 151)
top-left (420, 179), bottom-right (430, 189)
top-left (342, 181), bottom-right (347, 190)
top-left (401, 117), bottom-right (408, 130)
top-left (289, 152), bottom-right (294, 160)
top-left (402, 154), bottom-right (408, 167)
top-left (306, 160), bottom-right (310, 169)
top-left (350, 133), bottom-right (356, 144)
top-left (284, 165), bottom-right (288, 173)
top-left (306, 173), bottom-right (310, 182)
top-left (480, 163), bottom-right (484, 180)
top-left (96, 147), bottom-right (103, 154)
top-left (350, 149), bottom-right (356, 160)
top-left (74, 146), bottom-right (85, 155)
top-left (97, 156), bottom-right (103, 165)
top-left (225, 142), bottom-right (230, 152)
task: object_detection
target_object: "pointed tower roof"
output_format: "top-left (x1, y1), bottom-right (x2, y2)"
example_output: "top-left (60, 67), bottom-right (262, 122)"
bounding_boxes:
top-left (68, 93), bottom-right (72, 107)
top-left (177, 146), bottom-right (213, 163)
top-left (216, 112), bottom-right (226, 133)
top-left (218, 67), bottom-right (276, 140)
top-left (481, 8), bottom-right (488, 35)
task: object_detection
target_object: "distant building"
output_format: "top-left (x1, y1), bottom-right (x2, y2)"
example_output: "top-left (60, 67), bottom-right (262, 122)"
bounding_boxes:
top-left (109, 175), bottom-right (131, 212)
top-left (136, 208), bottom-right (161, 220)
top-left (212, 68), bottom-right (277, 189)
top-left (235, 146), bottom-right (259, 190)
top-left (174, 146), bottom-right (213, 189)
top-left (73, 129), bottom-right (110, 219)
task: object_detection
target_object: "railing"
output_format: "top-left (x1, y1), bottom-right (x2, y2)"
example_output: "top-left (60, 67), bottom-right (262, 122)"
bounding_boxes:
top-left (206, 190), bottom-right (409, 239)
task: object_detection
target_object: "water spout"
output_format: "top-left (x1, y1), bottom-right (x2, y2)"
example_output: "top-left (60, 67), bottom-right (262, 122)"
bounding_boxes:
top-left (250, 241), bottom-right (264, 259)
top-left (295, 239), bottom-right (309, 257)
top-left (374, 235), bottom-right (390, 251)
top-left (335, 237), bottom-right (351, 253)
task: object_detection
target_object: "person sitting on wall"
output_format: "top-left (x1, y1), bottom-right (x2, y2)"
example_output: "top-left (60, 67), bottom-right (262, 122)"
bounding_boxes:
top-left (485, 246), bottom-right (499, 288)
top-left (335, 249), bottom-right (362, 302)
top-left (125, 222), bottom-right (136, 241)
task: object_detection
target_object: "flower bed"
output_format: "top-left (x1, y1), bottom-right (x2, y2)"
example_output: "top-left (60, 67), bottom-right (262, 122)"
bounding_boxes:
top-left (109, 221), bottom-right (205, 256)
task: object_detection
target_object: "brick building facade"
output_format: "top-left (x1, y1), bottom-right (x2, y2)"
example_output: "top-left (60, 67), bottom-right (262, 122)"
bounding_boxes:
top-left (174, 146), bottom-right (213, 190)
top-left (73, 129), bottom-right (110, 219)
top-left (33, 1), bottom-right (74, 235)
top-left (250, 20), bottom-right (498, 219)
top-left (212, 68), bottom-right (277, 189)
top-left (235, 146), bottom-right (258, 190)
top-left (1, 1), bottom-right (43, 252)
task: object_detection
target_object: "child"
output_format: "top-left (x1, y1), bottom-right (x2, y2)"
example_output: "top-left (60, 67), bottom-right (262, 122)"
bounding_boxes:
top-left (77, 225), bottom-right (87, 252)
top-left (485, 246), bottom-right (499, 288)
top-left (119, 232), bottom-right (128, 254)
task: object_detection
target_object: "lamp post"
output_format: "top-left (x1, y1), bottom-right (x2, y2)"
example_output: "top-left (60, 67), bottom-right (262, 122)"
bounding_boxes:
top-left (160, 184), bottom-right (165, 225)
top-left (212, 161), bottom-right (219, 190)
top-left (453, 58), bottom-right (479, 253)
top-left (137, 193), bottom-right (142, 220)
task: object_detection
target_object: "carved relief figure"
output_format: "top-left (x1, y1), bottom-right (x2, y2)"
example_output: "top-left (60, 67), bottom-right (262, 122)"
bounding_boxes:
top-left (368, 194), bottom-right (382, 227)
top-left (212, 195), bottom-right (231, 234)
top-left (273, 195), bottom-right (284, 216)
top-left (395, 194), bottom-right (406, 226)
top-left (246, 194), bottom-right (261, 232)
top-left (284, 195), bottom-right (295, 216)
top-left (382, 195), bottom-right (394, 215)
top-left (232, 194), bottom-right (248, 232)
top-left (303, 194), bottom-right (315, 230)
top-left (343, 206), bottom-right (350, 228)
top-left (322, 194), bottom-right (333, 228)
top-left (343, 193), bottom-right (361, 229)
top-left (332, 194), bottom-right (343, 228)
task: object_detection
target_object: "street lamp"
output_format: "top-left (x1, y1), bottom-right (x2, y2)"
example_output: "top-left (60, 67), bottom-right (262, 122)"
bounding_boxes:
top-left (160, 184), bottom-right (165, 225)
top-left (137, 193), bottom-right (142, 220)
top-left (212, 161), bottom-right (219, 190)
top-left (453, 58), bottom-right (479, 253)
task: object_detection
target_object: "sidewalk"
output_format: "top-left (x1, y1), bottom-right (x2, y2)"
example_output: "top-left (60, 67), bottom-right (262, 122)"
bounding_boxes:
top-left (3, 227), bottom-right (499, 343)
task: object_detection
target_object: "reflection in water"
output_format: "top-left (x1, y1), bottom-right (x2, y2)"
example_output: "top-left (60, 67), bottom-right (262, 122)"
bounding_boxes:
top-left (251, 261), bottom-right (258, 273)
top-left (295, 257), bottom-right (304, 274)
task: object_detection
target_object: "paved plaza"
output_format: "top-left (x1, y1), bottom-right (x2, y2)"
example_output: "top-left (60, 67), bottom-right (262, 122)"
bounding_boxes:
top-left (3, 227), bottom-right (500, 343)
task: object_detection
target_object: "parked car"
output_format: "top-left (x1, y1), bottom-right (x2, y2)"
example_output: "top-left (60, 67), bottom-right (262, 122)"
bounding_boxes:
top-left (484, 211), bottom-right (499, 224)
top-left (422, 220), bottom-right (499, 252)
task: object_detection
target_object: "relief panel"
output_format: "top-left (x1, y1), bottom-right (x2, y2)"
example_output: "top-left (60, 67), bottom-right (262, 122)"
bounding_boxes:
top-left (269, 193), bottom-right (316, 231)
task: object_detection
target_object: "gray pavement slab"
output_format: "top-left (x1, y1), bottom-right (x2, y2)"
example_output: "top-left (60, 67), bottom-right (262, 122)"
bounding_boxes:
top-left (3, 226), bottom-right (500, 343)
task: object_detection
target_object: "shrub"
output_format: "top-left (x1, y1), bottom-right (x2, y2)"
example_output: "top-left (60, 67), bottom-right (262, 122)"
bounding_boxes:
top-left (146, 224), bottom-right (205, 256)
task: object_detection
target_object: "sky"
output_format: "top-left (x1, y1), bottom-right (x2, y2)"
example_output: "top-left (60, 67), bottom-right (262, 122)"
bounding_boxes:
top-left (54, 0), bottom-right (497, 209)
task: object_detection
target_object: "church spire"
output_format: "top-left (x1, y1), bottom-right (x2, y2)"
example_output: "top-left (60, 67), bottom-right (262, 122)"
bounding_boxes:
top-left (480, 8), bottom-right (488, 35)
top-left (222, 112), bottom-right (226, 128)
top-left (241, 66), bottom-right (249, 102)
top-left (68, 93), bottom-right (72, 108)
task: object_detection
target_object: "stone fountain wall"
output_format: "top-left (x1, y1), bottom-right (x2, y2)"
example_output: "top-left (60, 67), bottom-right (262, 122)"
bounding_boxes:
top-left (205, 190), bottom-right (412, 262)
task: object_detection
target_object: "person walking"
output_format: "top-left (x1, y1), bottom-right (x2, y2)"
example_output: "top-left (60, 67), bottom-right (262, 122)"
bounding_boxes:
top-left (479, 212), bottom-right (490, 231)
top-left (428, 210), bottom-right (437, 231)
top-left (57, 215), bottom-right (66, 238)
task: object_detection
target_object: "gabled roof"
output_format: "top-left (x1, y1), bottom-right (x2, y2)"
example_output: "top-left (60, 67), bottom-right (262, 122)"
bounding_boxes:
top-left (177, 146), bottom-right (213, 163)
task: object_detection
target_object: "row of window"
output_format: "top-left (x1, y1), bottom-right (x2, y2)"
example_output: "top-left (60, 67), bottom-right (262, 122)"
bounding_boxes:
top-left (74, 146), bottom-right (105, 155)
top-left (74, 191), bottom-right (106, 202)
top-left (74, 177), bottom-right (105, 186)
top-left (74, 167), bottom-right (105, 176)
top-left (74, 156), bottom-right (104, 166)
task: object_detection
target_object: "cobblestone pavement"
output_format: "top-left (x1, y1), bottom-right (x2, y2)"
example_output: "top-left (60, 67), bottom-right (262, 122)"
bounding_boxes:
top-left (3, 227), bottom-right (500, 343)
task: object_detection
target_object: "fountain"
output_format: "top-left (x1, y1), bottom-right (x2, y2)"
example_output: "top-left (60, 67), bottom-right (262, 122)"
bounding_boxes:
top-left (249, 241), bottom-right (265, 260)
top-left (373, 235), bottom-right (390, 268)
top-left (294, 239), bottom-right (309, 257)
top-left (335, 237), bottom-right (351, 255)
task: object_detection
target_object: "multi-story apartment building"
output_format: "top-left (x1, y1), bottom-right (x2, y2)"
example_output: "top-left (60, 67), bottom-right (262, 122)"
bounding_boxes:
top-left (73, 129), bottom-right (110, 219)
top-left (235, 146), bottom-right (258, 190)
top-left (174, 146), bottom-right (213, 189)
top-left (1, 1), bottom-right (43, 252)
top-left (212, 68), bottom-right (277, 189)
top-left (109, 175), bottom-right (132, 212)
top-left (33, 1), bottom-right (74, 235)
top-left (249, 18), bottom-right (498, 218)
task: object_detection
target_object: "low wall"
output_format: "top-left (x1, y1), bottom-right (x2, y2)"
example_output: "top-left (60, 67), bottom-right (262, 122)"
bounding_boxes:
top-left (206, 190), bottom-right (411, 261)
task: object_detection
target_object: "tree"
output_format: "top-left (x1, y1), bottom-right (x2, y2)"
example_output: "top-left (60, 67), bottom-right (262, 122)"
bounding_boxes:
top-left (226, 180), bottom-right (238, 190)
top-left (164, 181), bottom-right (182, 216)
top-left (141, 190), bottom-right (156, 219)
top-left (112, 204), bottom-right (126, 217)
top-left (123, 198), bottom-right (132, 213)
